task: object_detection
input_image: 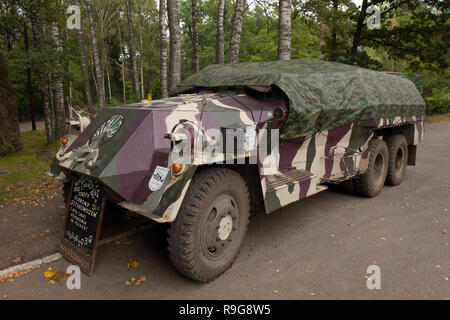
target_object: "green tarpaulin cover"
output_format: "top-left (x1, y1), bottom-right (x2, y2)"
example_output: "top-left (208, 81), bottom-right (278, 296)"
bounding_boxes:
top-left (174, 59), bottom-right (425, 136)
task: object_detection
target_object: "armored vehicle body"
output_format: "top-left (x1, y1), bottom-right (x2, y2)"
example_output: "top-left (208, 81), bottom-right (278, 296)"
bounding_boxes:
top-left (49, 59), bottom-right (425, 282)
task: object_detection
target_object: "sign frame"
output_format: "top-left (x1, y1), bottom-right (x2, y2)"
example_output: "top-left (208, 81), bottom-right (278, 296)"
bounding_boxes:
top-left (59, 178), bottom-right (106, 276)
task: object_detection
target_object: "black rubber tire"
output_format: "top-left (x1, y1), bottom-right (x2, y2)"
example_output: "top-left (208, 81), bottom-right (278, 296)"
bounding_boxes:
top-left (354, 139), bottom-right (389, 198)
top-left (385, 135), bottom-right (408, 186)
top-left (167, 167), bottom-right (251, 283)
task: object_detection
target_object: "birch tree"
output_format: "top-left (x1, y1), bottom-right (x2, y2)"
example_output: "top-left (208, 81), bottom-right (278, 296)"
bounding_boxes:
top-left (31, 8), bottom-right (54, 144)
top-left (216, 0), bottom-right (226, 64)
top-left (77, 1), bottom-right (94, 115)
top-left (278, 0), bottom-right (291, 60)
top-left (87, 0), bottom-right (104, 111)
top-left (229, 0), bottom-right (245, 64)
top-left (191, 0), bottom-right (199, 72)
top-left (167, 0), bottom-right (182, 91)
top-left (50, 22), bottom-right (66, 139)
top-left (125, 0), bottom-right (140, 98)
top-left (159, 0), bottom-right (169, 98)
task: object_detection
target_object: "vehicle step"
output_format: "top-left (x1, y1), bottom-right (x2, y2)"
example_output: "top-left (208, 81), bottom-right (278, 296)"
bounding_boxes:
top-left (265, 169), bottom-right (314, 190)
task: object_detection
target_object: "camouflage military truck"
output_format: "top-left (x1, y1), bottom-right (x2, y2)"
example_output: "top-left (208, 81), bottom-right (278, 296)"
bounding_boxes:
top-left (48, 59), bottom-right (425, 282)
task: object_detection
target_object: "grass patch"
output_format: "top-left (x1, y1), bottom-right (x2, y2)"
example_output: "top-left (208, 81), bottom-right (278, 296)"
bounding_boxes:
top-left (426, 113), bottom-right (450, 123)
top-left (0, 131), bottom-right (62, 206)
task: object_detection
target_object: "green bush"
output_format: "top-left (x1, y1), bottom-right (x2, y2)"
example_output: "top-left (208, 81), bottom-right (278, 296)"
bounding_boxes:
top-left (107, 97), bottom-right (121, 107)
top-left (425, 87), bottom-right (450, 115)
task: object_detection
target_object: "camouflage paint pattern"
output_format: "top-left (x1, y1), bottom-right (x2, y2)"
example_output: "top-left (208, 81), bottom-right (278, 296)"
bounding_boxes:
top-left (261, 116), bottom-right (424, 213)
top-left (48, 60), bottom-right (425, 222)
top-left (48, 90), bottom-right (283, 222)
top-left (175, 59), bottom-right (426, 137)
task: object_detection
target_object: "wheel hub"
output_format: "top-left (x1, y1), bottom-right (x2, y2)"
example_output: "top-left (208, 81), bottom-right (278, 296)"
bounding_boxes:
top-left (201, 194), bottom-right (239, 260)
top-left (218, 215), bottom-right (233, 240)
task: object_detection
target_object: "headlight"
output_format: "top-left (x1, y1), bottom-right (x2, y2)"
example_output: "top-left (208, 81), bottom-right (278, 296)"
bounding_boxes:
top-left (171, 162), bottom-right (185, 176)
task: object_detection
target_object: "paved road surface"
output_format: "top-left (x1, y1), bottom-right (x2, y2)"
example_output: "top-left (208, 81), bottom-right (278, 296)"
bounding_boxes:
top-left (1, 123), bottom-right (449, 299)
top-left (19, 121), bottom-right (45, 133)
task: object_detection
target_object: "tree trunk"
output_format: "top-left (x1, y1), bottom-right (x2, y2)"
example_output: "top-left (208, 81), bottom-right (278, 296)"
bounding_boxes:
top-left (48, 72), bottom-right (56, 136)
top-left (38, 21), bottom-right (56, 144)
top-left (31, 13), bottom-right (53, 143)
top-left (65, 28), bottom-right (73, 120)
top-left (139, 35), bottom-right (145, 100)
top-left (318, 23), bottom-right (326, 60)
top-left (87, 0), bottom-right (104, 112)
top-left (0, 53), bottom-right (22, 156)
top-left (50, 22), bottom-right (66, 140)
top-left (216, 0), bottom-right (226, 64)
top-left (125, 0), bottom-right (140, 99)
top-left (76, 1), bottom-right (95, 115)
top-left (350, 0), bottom-right (368, 62)
top-left (118, 22), bottom-right (126, 102)
top-left (159, 0), bottom-right (169, 98)
top-left (24, 24), bottom-right (36, 130)
top-left (278, 0), bottom-right (291, 60)
top-left (330, 0), bottom-right (338, 60)
top-left (167, 0), bottom-right (182, 91)
top-left (44, 23), bottom-right (56, 141)
top-left (229, 0), bottom-right (245, 63)
top-left (192, 0), bottom-right (199, 73)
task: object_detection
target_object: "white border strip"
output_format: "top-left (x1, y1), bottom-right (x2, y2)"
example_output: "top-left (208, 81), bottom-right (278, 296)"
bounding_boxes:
top-left (0, 253), bottom-right (62, 279)
top-left (0, 223), bottom-right (155, 279)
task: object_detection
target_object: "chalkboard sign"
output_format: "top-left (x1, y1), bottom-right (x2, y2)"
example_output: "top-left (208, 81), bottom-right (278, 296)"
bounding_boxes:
top-left (59, 176), bottom-right (105, 276)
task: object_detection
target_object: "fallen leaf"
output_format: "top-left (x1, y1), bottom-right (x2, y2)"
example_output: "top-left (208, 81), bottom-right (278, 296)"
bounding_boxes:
top-left (44, 268), bottom-right (56, 281)
top-left (127, 260), bottom-right (139, 269)
top-left (347, 222), bottom-right (354, 228)
top-left (135, 276), bottom-right (147, 285)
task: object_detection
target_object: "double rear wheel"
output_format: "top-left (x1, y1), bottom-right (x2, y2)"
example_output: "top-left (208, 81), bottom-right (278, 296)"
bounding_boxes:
top-left (352, 134), bottom-right (408, 197)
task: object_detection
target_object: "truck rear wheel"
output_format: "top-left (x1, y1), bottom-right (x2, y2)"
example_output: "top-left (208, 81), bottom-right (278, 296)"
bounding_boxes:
top-left (167, 167), bottom-right (250, 282)
top-left (354, 139), bottom-right (389, 197)
top-left (385, 135), bottom-right (408, 186)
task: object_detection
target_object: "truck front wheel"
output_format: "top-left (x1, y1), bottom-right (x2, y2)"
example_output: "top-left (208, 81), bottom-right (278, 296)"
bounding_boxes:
top-left (167, 167), bottom-right (251, 282)
top-left (354, 139), bottom-right (389, 197)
